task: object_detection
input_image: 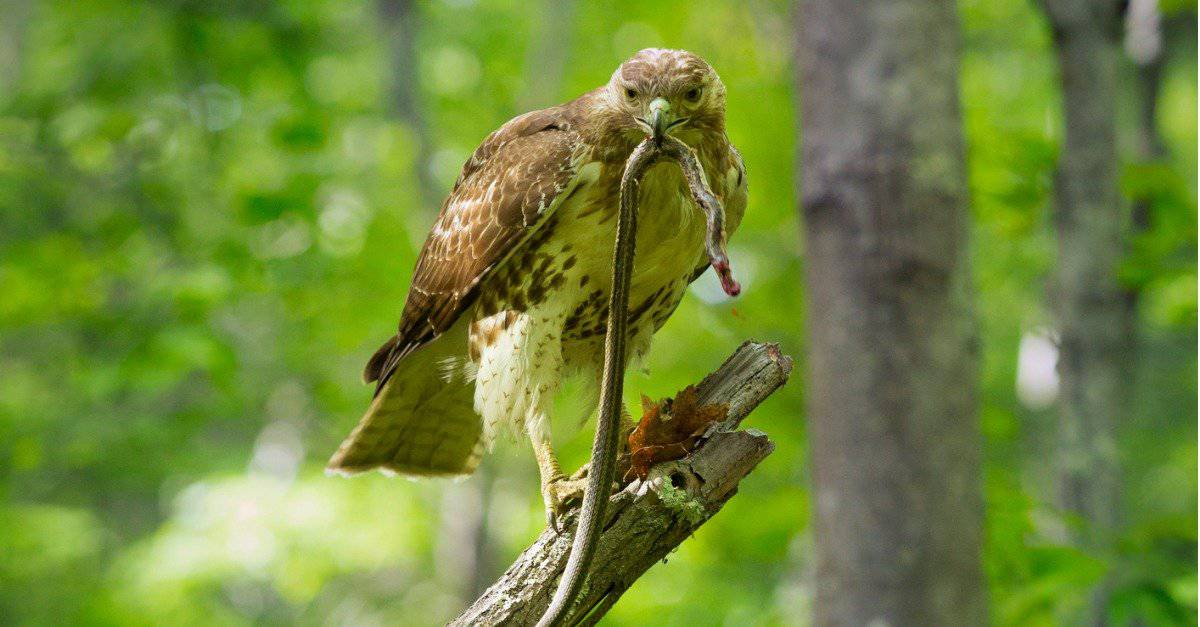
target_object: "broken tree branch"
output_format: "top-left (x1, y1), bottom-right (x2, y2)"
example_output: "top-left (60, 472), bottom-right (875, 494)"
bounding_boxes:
top-left (450, 341), bottom-right (792, 626)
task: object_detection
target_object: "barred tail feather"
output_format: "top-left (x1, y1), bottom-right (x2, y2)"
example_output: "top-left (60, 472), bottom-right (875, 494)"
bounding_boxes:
top-left (328, 322), bottom-right (483, 477)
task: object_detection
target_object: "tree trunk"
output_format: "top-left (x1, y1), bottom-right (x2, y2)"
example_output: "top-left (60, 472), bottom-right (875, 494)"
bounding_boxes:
top-left (378, 0), bottom-right (440, 213)
top-left (794, 0), bottom-right (988, 624)
top-left (378, 1), bottom-right (477, 594)
top-left (0, 0), bottom-right (31, 102)
top-left (1123, 0), bottom-right (1166, 318)
top-left (1040, 1), bottom-right (1125, 623)
top-left (442, 9), bottom-right (584, 599)
top-left (516, 0), bottom-right (577, 112)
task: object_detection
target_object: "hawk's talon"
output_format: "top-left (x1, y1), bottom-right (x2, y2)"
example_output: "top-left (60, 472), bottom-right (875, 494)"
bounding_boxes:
top-left (542, 475), bottom-right (588, 533)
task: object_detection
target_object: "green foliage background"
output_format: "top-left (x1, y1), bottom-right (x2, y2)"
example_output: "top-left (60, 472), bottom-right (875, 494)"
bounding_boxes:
top-left (0, 0), bottom-right (1195, 625)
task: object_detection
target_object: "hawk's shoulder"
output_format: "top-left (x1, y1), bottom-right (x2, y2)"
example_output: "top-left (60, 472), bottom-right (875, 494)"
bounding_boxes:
top-left (455, 95), bottom-right (590, 187)
top-left (365, 99), bottom-right (593, 389)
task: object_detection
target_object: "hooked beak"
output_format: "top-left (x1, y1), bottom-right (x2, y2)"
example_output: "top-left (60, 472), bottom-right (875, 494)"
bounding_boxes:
top-left (649, 97), bottom-right (670, 142)
top-left (639, 97), bottom-right (688, 144)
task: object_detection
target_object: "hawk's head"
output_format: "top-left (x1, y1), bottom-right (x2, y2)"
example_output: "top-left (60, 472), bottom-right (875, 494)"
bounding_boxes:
top-left (604, 49), bottom-right (727, 144)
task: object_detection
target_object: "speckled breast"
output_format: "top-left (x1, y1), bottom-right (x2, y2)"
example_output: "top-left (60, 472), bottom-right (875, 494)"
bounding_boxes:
top-left (473, 153), bottom-right (711, 343)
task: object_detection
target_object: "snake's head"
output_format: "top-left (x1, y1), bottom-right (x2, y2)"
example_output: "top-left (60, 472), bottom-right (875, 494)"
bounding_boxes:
top-left (711, 256), bottom-right (741, 297)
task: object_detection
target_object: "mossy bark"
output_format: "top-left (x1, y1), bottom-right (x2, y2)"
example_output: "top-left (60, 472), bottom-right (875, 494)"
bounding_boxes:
top-left (1041, 1), bottom-right (1126, 623)
top-left (795, 0), bottom-right (988, 624)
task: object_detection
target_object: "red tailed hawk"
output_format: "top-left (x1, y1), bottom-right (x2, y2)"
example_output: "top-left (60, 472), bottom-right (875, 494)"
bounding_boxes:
top-left (327, 48), bottom-right (746, 528)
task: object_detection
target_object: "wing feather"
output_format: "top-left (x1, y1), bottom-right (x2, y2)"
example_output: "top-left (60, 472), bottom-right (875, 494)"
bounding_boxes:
top-left (366, 104), bottom-right (585, 390)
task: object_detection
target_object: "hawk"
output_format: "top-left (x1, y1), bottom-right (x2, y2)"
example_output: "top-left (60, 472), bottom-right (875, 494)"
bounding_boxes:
top-left (327, 48), bottom-right (746, 528)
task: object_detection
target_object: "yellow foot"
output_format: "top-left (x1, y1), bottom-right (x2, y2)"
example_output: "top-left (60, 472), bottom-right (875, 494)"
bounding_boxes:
top-left (542, 475), bottom-right (589, 533)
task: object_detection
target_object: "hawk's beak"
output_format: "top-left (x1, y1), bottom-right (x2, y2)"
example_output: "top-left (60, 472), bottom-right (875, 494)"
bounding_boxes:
top-left (641, 97), bottom-right (688, 144)
top-left (648, 97), bottom-right (671, 142)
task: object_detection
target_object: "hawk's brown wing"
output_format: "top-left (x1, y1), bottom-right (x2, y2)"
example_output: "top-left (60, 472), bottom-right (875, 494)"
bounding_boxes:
top-left (365, 105), bottom-right (585, 391)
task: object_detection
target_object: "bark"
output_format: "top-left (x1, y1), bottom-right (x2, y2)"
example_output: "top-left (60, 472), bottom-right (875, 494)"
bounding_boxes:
top-left (795, 0), bottom-right (988, 625)
top-left (517, 0), bottom-right (577, 112)
top-left (0, 0), bottom-right (31, 100)
top-left (451, 341), bottom-right (793, 626)
top-left (378, 0), bottom-right (440, 213)
top-left (376, 0), bottom-right (486, 601)
top-left (1123, 0), bottom-right (1167, 319)
top-left (436, 470), bottom-right (496, 601)
top-left (398, 5), bottom-right (484, 594)
top-left (1040, 1), bottom-right (1125, 623)
top-left (459, 10), bottom-right (583, 600)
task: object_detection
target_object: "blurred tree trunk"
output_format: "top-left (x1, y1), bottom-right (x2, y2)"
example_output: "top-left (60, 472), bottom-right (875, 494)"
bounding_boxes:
top-left (437, 4), bottom-right (581, 600)
top-left (378, 0), bottom-right (440, 213)
top-left (1039, 1), bottom-right (1125, 623)
top-left (516, 0), bottom-right (576, 112)
top-left (436, 477), bottom-right (495, 601)
top-left (0, 0), bottom-right (31, 101)
top-left (1123, 0), bottom-right (1166, 320)
top-left (450, 0), bottom-right (580, 598)
top-left (795, 0), bottom-right (988, 625)
top-left (376, 0), bottom-right (481, 600)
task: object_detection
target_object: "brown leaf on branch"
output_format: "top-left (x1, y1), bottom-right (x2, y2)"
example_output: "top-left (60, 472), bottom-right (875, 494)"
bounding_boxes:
top-left (625, 386), bottom-right (728, 481)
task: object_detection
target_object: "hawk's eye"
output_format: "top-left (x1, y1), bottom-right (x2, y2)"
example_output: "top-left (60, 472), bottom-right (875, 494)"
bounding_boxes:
top-left (625, 87), bottom-right (638, 99)
top-left (685, 87), bottom-right (702, 102)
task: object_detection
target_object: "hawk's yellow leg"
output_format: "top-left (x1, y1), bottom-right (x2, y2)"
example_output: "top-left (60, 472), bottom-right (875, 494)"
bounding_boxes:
top-left (531, 408), bottom-right (639, 533)
top-left (532, 436), bottom-right (587, 533)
